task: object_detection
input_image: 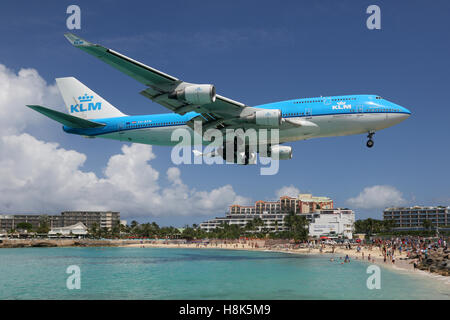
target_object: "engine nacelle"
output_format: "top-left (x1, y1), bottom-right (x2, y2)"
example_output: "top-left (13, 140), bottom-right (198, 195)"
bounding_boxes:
top-left (169, 84), bottom-right (216, 105)
top-left (270, 145), bottom-right (292, 160)
top-left (254, 109), bottom-right (282, 127)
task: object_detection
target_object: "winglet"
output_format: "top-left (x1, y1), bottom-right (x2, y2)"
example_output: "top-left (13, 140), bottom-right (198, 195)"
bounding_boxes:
top-left (64, 33), bottom-right (93, 47)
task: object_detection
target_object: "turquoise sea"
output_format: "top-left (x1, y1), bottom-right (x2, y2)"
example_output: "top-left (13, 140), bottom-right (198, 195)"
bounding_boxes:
top-left (0, 247), bottom-right (448, 299)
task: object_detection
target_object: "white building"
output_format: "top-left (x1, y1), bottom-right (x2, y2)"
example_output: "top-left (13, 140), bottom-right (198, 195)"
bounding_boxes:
top-left (308, 209), bottom-right (355, 239)
top-left (48, 222), bottom-right (88, 237)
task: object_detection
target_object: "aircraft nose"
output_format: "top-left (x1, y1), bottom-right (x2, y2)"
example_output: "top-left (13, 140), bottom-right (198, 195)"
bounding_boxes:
top-left (394, 105), bottom-right (411, 122)
top-left (401, 106), bottom-right (411, 116)
top-left (389, 101), bottom-right (411, 117)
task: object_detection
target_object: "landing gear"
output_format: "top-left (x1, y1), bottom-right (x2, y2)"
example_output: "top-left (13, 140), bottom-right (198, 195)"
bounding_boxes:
top-left (366, 131), bottom-right (375, 148)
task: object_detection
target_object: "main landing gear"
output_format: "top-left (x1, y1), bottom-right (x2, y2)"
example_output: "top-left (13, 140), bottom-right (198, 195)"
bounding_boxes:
top-left (366, 131), bottom-right (375, 148)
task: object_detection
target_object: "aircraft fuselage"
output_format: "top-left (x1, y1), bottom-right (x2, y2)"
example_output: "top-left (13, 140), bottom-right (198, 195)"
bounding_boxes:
top-left (63, 94), bottom-right (411, 146)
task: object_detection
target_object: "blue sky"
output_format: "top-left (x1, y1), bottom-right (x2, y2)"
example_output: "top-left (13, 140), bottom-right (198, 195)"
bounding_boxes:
top-left (0, 0), bottom-right (449, 226)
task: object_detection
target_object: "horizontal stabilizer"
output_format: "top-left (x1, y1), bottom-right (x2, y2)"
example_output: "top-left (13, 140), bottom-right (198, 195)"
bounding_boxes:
top-left (26, 105), bottom-right (106, 128)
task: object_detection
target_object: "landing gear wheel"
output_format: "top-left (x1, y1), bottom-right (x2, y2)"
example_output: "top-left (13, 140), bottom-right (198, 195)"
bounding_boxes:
top-left (366, 131), bottom-right (375, 148)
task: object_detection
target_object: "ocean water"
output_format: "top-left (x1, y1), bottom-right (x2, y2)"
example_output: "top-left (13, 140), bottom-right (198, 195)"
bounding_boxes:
top-left (0, 247), bottom-right (448, 300)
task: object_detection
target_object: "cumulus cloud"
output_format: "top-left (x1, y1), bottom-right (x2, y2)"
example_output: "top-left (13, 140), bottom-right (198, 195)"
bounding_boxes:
top-left (0, 64), bottom-right (62, 135)
top-left (275, 185), bottom-right (300, 198)
top-left (346, 185), bottom-right (406, 209)
top-left (0, 64), bottom-right (248, 217)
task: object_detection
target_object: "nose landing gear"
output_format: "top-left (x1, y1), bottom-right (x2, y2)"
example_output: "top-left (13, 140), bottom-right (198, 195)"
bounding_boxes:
top-left (366, 131), bottom-right (375, 148)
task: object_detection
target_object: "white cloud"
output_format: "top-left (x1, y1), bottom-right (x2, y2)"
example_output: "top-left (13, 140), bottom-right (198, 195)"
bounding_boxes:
top-left (346, 185), bottom-right (406, 209)
top-left (275, 185), bottom-right (300, 198)
top-left (0, 64), bottom-right (62, 135)
top-left (0, 64), bottom-right (249, 217)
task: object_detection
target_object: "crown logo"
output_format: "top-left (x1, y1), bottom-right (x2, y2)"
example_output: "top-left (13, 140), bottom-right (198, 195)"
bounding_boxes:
top-left (337, 101), bottom-right (346, 105)
top-left (78, 93), bottom-right (93, 102)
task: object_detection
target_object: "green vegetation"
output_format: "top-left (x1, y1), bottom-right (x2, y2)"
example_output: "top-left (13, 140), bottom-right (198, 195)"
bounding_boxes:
top-left (354, 218), bottom-right (395, 236)
top-left (109, 213), bottom-right (309, 241)
top-left (421, 219), bottom-right (432, 231)
top-left (284, 212), bottom-right (309, 241)
top-left (36, 216), bottom-right (50, 234)
top-left (16, 222), bottom-right (33, 231)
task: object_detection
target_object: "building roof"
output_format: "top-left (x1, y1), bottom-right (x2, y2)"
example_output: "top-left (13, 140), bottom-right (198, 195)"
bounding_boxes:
top-left (50, 222), bottom-right (87, 231)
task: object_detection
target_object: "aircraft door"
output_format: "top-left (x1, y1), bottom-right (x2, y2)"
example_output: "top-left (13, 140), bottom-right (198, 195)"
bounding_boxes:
top-left (305, 108), bottom-right (312, 119)
top-left (357, 105), bottom-right (363, 117)
top-left (118, 122), bottom-right (125, 133)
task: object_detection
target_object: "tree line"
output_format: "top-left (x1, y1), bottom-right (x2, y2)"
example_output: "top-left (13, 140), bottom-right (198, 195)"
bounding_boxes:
top-left (87, 212), bottom-right (311, 241)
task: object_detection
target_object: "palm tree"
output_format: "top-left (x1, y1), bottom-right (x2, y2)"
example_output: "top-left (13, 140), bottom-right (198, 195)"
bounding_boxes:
top-left (284, 212), bottom-right (309, 241)
top-left (422, 219), bottom-right (432, 231)
top-left (89, 222), bottom-right (99, 238)
top-left (383, 219), bottom-right (395, 233)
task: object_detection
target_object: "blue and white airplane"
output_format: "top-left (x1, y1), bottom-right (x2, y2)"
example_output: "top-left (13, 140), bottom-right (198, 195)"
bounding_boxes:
top-left (28, 33), bottom-right (411, 164)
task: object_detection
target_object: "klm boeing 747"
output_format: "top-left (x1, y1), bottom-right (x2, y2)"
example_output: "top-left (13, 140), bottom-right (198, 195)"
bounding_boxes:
top-left (28, 33), bottom-right (411, 164)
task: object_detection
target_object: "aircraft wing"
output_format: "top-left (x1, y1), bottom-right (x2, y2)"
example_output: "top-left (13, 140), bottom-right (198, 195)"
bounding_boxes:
top-left (64, 33), bottom-right (257, 132)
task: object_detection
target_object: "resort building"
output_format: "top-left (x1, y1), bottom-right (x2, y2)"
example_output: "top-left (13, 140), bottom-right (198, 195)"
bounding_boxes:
top-left (308, 209), bottom-right (355, 239)
top-left (200, 194), bottom-right (354, 238)
top-left (0, 214), bottom-right (45, 231)
top-left (228, 193), bottom-right (333, 216)
top-left (0, 211), bottom-right (120, 232)
top-left (383, 206), bottom-right (450, 230)
top-left (60, 211), bottom-right (120, 230)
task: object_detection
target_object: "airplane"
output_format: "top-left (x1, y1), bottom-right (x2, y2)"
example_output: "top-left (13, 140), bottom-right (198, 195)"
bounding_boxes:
top-left (27, 33), bottom-right (411, 165)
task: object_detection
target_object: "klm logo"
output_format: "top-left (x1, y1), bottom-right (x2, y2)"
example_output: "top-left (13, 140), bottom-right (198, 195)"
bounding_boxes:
top-left (70, 93), bottom-right (102, 113)
top-left (332, 101), bottom-right (351, 110)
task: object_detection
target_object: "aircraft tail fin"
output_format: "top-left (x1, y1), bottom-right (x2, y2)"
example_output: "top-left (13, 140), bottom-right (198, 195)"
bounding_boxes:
top-left (26, 105), bottom-right (106, 129)
top-left (55, 77), bottom-right (126, 120)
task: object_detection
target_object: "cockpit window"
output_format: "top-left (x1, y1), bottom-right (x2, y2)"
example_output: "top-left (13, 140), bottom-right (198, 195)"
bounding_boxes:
top-left (375, 96), bottom-right (383, 99)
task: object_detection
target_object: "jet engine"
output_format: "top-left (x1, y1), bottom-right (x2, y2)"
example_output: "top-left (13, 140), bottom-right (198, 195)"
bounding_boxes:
top-left (169, 84), bottom-right (216, 105)
top-left (269, 145), bottom-right (292, 160)
top-left (245, 109), bottom-right (282, 127)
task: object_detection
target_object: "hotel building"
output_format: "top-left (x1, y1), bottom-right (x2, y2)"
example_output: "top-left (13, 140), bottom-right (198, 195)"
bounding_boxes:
top-left (308, 209), bottom-right (355, 238)
top-left (0, 211), bottom-right (120, 231)
top-left (383, 206), bottom-right (450, 230)
top-left (200, 194), bottom-right (355, 238)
